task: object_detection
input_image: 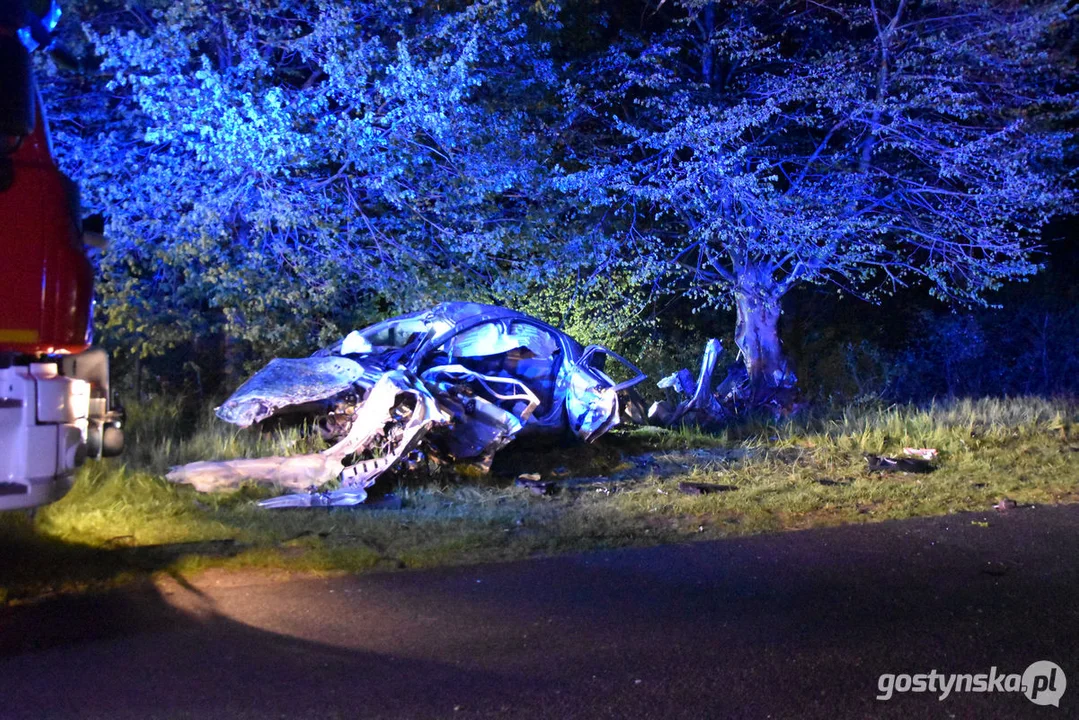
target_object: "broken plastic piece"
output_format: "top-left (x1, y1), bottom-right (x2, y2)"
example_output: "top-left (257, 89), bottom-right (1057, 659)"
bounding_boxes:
top-left (903, 447), bottom-right (939, 461)
top-left (865, 455), bottom-right (935, 473)
top-left (657, 369), bottom-right (695, 396)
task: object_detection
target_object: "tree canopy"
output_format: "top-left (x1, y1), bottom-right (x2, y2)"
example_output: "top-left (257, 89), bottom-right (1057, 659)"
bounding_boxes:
top-left (45, 0), bottom-right (560, 358)
top-left (39, 0), bottom-right (1077, 394)
top-left (556, 0), bottom-right (1077, 391)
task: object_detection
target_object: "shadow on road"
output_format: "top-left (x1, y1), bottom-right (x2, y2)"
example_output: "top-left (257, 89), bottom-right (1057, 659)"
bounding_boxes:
top-left (2, 505), bottom-right (1077, 719)
top-left (0, 518), bottom-right (244, 604)
top-left (1, 574), bottom-right (544, 719)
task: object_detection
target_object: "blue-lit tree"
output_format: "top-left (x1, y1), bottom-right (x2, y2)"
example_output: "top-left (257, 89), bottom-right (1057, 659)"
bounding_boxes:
top-left (558, 0), bottom-right (1077, 398)
top-left (44, 0), bottom-right (558, 359)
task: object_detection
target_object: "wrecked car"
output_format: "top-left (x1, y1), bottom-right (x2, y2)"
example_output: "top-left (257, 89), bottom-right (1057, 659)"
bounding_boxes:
top-left (167, 302), bottom-right (645, 507)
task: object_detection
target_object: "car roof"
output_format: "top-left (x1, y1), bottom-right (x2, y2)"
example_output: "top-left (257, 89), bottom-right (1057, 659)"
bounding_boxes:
top-left (314, 302), bottom-right (569, 358)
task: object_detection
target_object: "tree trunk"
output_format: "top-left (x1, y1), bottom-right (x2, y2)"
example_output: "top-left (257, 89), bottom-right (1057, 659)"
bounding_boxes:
top-left (734, 290), bottom-right (789, 399)
top-left (223, 333), bottom-right (244, 388)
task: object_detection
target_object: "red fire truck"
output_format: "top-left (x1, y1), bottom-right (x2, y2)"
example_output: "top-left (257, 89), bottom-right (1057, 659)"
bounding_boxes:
top-left (1, 0), bottom-right (122, 510)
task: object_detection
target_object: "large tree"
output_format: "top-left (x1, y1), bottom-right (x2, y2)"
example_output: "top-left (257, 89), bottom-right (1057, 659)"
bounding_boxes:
top-left (43, 0), bottom-right (558, 360)
top-left (558, 0), bottom-right (1077, 398)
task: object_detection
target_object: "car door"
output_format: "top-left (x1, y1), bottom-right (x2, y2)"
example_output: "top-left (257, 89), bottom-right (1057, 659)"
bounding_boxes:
top-left (563, 346), bottom-right (645, 441)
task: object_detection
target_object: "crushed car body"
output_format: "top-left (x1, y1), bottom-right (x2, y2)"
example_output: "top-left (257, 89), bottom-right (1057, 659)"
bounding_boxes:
top-left (166, 303), bottom-right (645, 507)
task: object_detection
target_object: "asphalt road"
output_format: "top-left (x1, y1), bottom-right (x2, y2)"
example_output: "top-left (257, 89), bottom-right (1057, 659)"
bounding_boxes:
top-left (2, 504), bottom-right (1078, 720)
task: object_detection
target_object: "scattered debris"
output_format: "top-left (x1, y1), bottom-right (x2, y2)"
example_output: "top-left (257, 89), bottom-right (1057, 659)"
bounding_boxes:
top-left (631, 453), bottom-right (657, 468)
top-left (903, 447), bottom-right (939, 461)
top-left (648, 339), bottom-right (726, 427)
top-left (865, 454), bottom-right (935, 474)
top-left (677, 481), bottom-right (739, 495)
top-left (167, 303), bottom-right (645, 507)
top-left (646, 338), bottom-right (803, 428)
top-left (620, 388), bottom-right (650, 425)
top-left (282, 530), bottom-right (331, 543)
top-left (656, 368), bottom-right (696, 397)
top-left (515, 474), bottom-right (557, 496)
top-left (993, 497), bottom-right (1018, 513)
top-left (626, 448), bottom-right (746, 476)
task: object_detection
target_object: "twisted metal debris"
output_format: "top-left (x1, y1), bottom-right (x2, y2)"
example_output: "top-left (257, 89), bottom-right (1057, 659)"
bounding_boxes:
top-left (167, 303), bottom-right (645, 507)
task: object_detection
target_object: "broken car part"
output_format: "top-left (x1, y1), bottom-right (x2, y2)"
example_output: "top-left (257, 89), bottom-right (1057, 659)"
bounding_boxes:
top-left (167, 303), bottom-right (645, 507)
top-left (648, 338), bottom-right (725, 427)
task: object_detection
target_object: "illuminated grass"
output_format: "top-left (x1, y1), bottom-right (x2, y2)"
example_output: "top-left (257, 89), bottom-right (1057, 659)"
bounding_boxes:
top-left (2, 396), bottom-right (1077, 603)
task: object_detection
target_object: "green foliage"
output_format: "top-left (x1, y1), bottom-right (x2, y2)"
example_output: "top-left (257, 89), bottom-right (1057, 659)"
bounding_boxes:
top-left (42, 0), bottom-right (560, 361)
top-left (503, 265), bottom-right (655, 349)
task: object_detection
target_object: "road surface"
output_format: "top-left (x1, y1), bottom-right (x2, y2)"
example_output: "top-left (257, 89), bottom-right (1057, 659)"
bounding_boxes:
top-left (3, 504), bottom-right (1077, 719)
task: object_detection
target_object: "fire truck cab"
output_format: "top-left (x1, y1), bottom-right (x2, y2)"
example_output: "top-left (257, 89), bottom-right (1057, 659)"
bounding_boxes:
top-left (0, 0), bottom-right (123, 510)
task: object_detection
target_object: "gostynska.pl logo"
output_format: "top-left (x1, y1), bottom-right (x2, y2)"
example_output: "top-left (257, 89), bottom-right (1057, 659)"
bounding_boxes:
top-left (877, 661), bottom-right (1065, 706)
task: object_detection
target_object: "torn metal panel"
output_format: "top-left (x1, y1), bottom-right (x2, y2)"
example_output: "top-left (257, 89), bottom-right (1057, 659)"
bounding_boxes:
top-left (443, 322), bottom-right (559, 359)
top-left (421, 364), bottom-right (540, 459)
top-left (563, 345), bottom-right (645, 441)
top-left (648, 339), bottom-right (726, 427)
top-left (216, 357), bottom-right (365, 427)
top-left (167, 303), bottom-right (644, 507)
top-left (166, 370), bottom-right (451, 507)
top-left (165, 454), bottom-right (348, 493)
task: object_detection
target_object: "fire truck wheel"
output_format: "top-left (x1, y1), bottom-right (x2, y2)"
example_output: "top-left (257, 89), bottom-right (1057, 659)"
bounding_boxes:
top-left (102, 424), bottom-right (124, 457)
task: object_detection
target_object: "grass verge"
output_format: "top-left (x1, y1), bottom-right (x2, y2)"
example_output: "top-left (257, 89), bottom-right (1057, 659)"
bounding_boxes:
top-left (2, 396), bottom-right (1077, 604)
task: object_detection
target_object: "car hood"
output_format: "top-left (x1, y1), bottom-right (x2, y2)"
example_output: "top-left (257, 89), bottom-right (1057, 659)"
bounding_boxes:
top-left (215, 356), bottom-right (368, 427)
